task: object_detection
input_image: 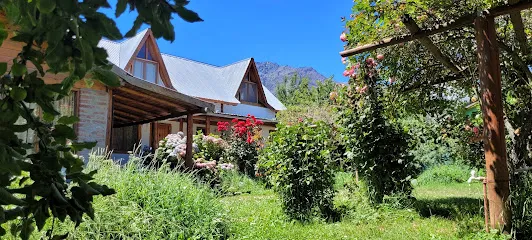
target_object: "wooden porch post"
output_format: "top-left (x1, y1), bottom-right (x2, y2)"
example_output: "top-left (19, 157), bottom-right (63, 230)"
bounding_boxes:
top-left (474, 15), bottom-right (511, 232)
top-left (205, 116), bottom-right (211, 135)
top-left (185, 113), bottom-right (194, 169)
top-left (179, 118), bottom-right (183, 132)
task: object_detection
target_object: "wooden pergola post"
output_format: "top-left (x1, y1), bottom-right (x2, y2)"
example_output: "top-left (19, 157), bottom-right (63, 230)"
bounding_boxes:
top-left (185, 113), bottom-right (194, 168)
top-left (205, 116), bottom-right (211, 135)
top-left (474, 15), bottom-right (511, 232)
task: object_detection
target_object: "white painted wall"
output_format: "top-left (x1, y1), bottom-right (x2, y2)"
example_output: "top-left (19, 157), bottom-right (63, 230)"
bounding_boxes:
top-left (223, 103), bottom-right (276, 120)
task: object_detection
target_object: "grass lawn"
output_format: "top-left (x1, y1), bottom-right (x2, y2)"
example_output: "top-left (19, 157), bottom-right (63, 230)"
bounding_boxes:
top-left (221, 181), bottom-right (499, 240)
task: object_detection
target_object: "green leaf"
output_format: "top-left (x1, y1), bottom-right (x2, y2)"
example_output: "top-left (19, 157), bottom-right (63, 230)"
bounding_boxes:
top-left (37, 0), bottom-right (56, 14)
top-left (71, 142), bottom-right (97, 151)
top-left (115, 0), bottom-right (128, 18)
top-left (57, 116), bottom-right (79, 125)
top-left (11, 62), bottom-right (27, 76)
top-left (175, 6), bottom-right (203, 23)
top-left (52, 125), bottom-right (76, 140)
top-left (34, 207), bottom-right (46, 231)
top-left (0, 62), bottom-right (7, 75)
top-left (43, 112), bottom-right (55, 122)
top-left (0, 187), bottom-right (26, 205)
top-left (91, 66), bottom-right (120, 87)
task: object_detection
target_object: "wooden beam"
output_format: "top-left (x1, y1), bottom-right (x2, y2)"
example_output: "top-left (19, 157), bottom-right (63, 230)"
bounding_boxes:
top-left (340, 0), bottom-right (532, 57)
top-left (509, 0), bottom-right (529, 55)
top-left (185, 113), bottom-right (194, 169)
top-left (106, 89), bottom-right (113, 148)
top-left (114, 87), bottom-right (187, 112)
top-left (402, 15), bottom-right (463, 74)
top-left (114, 115), bottom-right (130, 123)
top-left (114, 109), bottom-right (144, 121)
top-left (474, 15), bottom-right (511, 232)
top-left (113, 102), bottom-right (159, 118)
top-left (113, 94), bottom-right (169, 114)
top-left (113, 111), bottom-right (189, 128)
top-left (205, 116), bottom-right (211, 135)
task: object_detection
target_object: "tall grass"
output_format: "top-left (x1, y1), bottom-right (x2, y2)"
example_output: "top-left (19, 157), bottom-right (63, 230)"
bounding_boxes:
top-left (416, 164), bottom-right (475, 186)
top-left (50, 154), bottom-right (229, 240)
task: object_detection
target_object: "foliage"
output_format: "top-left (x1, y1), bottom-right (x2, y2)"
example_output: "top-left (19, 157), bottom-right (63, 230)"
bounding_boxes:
top-left (0, 0), bottom-right (202, 238)
top-left (400, 113), bottom-right (484, 170)
top-left (154, 132), bottom-right (189, 164)
top-left (35, 154), bottom-right (228, 239)
top-left (219, 116), bottom-right (263, 177)
top-left (335, 57), bottom-right (421, 203)
top-left (194, 132), bottom-right (228, 162)
top-left (510, 172), bottom-right (532, 239)
top-left (416, 165), bottom-right (472, 186)
top-left (258, 120), bottom-right (337, 221)
top-left (275, 74), bottom-right (337, 106)
top-left (221, 177), bottom-right (500, 239)
top-left (219, 170), bottom-right (266, 195)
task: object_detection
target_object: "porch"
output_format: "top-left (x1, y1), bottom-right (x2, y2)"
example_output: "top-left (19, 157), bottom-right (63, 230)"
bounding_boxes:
top-left (108, 66), bottom-right (214, 167)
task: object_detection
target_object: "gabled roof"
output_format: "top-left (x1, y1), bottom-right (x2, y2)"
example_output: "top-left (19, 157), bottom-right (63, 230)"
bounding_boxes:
top-left (98, 28), bottom-right (286, 111)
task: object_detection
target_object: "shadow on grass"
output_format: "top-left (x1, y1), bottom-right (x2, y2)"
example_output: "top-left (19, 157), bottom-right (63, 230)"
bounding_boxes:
top-left (414, 197), bottom-right (484, 220)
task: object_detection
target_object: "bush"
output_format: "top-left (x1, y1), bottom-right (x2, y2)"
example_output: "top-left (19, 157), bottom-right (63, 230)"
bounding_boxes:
top-left (153, 132), bottom-right (189, 165)
top-left (49, 154), bottom-right (229, 239)
top-left (416, 165), bottom-right (472, 186)
top-left (335, 58), bottom-right (421, 203)
top-left (258, 120), bottom-right (337, 221)
top-left (194, 132), bottom-right (228, 161)
top-left (511, 172), bottom-right (532, 239)
top-left (219, 116), bottom-right (264, 177)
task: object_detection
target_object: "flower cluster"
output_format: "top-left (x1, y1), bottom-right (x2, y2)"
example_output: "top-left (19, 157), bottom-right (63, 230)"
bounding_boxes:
top-left (217, 121), bottom-right (230, 132)
top-left (164, 132), bottom-right (188, 158)
top-left (221, 115), bottom-right (263, 144)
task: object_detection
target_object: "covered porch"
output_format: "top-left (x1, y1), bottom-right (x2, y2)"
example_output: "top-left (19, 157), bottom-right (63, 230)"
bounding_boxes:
top-left (108, 66), bottom-right (214, 167)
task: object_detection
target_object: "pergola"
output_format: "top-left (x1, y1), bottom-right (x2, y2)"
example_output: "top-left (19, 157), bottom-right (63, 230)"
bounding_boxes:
top-left (110, 66), bottom-right (214, 168)
top-left (340, 0), bottom-right (532, 232)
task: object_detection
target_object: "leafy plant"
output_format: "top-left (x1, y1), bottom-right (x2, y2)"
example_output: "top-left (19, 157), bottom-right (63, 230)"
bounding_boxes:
top-left (335, 57), bottom-right (421, 204)
top-left (0, 0), bottom-right (202, 238)
top-left (219, 116), bottom-right (264, 177)
top-left (258, 120), bottom-right (337, 221)
top-left (416, 165), bottom-right (472, 186)
top-left (194, 132), bottom-right (228, 162)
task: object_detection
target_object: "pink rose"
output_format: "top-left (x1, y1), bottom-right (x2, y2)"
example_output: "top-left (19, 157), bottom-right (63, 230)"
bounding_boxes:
top-left (389, 77), bottom-right (395, 84)
top-left (342, 57), bottom-right (347, 64)
top-left (377, 54), bottom-right (385, 60)
top-left (340, 32), bottom-right (347, 42)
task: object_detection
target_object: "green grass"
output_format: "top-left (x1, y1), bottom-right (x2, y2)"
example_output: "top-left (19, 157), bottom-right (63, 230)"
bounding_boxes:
top-left (221, 177), bottom-right (505, 240)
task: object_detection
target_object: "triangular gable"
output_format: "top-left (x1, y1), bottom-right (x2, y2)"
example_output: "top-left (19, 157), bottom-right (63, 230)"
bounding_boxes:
top-left (234, 58), bottom-right (276, 111)
top-left (123, 29), bottom-right (174, 89)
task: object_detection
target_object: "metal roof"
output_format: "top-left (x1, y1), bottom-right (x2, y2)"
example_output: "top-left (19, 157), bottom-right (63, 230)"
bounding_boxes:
top-left (98, 29), bottom-right (286, 111)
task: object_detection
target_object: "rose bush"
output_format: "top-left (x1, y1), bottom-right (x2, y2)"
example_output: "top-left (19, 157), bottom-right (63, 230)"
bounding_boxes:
top-left (218, 115), bottom-right (264, 177)
top-left (335, 56), bottom-right (422, 204)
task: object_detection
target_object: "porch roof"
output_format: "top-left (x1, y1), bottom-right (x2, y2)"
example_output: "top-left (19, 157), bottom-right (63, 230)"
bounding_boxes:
top-left (111, 65), bottom-right (215, 128)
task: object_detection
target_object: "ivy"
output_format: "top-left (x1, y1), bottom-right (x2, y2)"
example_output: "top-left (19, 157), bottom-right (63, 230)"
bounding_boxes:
top-left (0, 0), bottom-right (202, 239)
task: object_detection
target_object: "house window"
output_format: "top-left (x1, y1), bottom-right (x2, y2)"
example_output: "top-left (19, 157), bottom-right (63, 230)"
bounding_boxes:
top-left (131, 43), bottom-right (158, 84)
top-left (237, 75), bottom-right (258, 103)
top-left (16, 92), bottom-right (78, 144)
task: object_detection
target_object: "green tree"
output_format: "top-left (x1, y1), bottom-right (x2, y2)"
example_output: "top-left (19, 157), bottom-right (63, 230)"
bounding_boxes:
top-left (342, 0), bottom-right (532, 236)
top-left (0, 0), bottom-right (202, 239)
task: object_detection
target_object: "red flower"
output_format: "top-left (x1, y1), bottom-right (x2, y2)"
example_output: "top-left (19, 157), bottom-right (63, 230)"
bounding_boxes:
top-left (256, 120), bottom-right (264, 125)
top-left (232, 118), bottom-right (239, 123)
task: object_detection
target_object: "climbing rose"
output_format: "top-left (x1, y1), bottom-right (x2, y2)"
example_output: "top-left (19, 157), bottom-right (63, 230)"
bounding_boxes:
top-left (377, 54), bottom-right (385, 60)
top-left (342, 57), bottom-right (347, 64)
top-left (473, 127), bottom-right (479, 135)
top-left (389, 77), bottom-right (396, 84)
top-left (360, 85), bottom-right (368, 93)
top-left (340, 32), bottom-right (347, 42)
top-left (343, 66), bottom-right (355, 77)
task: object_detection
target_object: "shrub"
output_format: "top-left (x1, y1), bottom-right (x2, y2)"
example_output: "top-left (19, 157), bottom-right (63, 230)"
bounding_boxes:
top-left (153, 132), bottom-right (189, 164)
top-left (416, 165), bottom-right (472, 185)
top-left (219, 116), bottom-right (264, 177)
top-left (194, 132), bottom-right (228, 161)
top-left (511, 172), bottom-right (532, 239)
top-left (258, 120), bottom-right (337, 221)
top-left (335, 58), bottom-right (421, 203)
top-left (49, 154), bottom-right (229, 239)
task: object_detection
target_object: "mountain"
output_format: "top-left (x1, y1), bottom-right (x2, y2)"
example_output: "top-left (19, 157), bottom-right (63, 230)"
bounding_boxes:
top-left (256, 62), bottom-right (328, 93)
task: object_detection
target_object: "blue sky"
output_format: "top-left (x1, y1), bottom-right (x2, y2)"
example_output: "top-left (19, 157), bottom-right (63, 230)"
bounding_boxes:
top-left (102, 0), bottom-right (353, 82)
